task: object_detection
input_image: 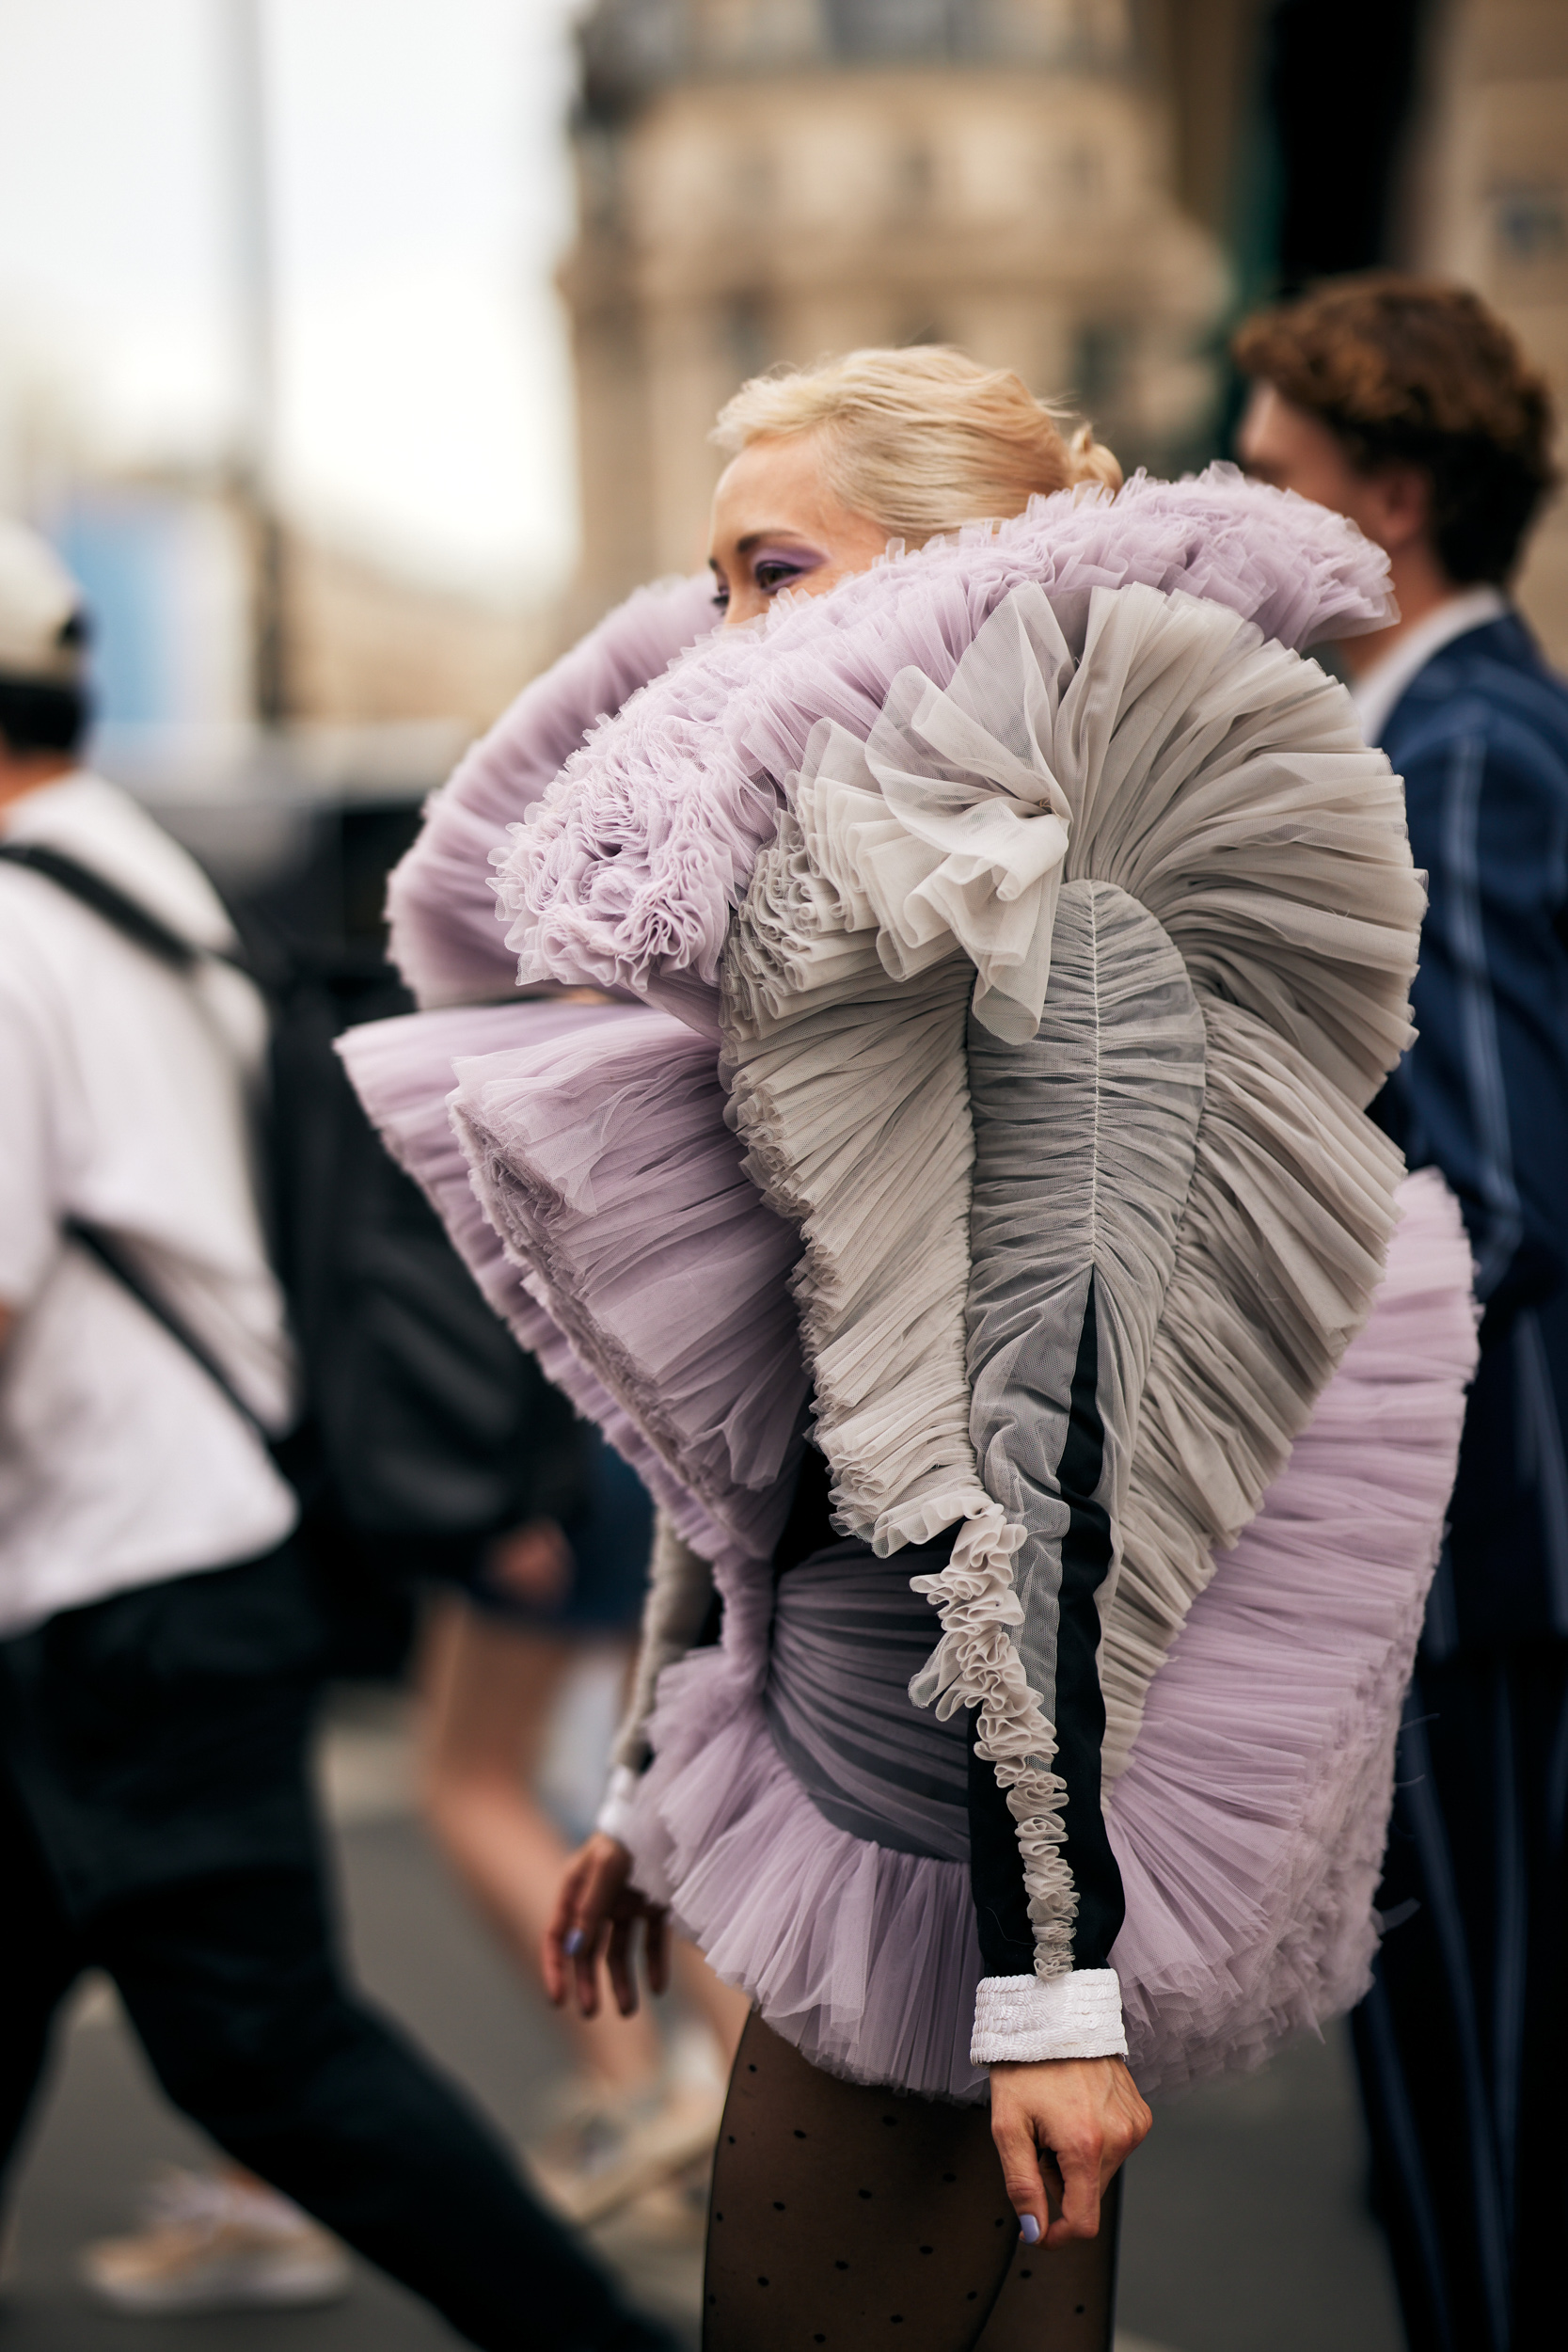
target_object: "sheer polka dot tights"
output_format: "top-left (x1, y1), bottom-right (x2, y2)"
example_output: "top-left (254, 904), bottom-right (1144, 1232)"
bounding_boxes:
top-left (703, 2012), bottom-right (1120, 2352)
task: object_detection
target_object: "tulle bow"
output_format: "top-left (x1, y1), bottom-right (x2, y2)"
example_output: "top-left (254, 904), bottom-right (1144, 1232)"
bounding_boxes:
top-left (797, 584), bottom-right (1077, 1042)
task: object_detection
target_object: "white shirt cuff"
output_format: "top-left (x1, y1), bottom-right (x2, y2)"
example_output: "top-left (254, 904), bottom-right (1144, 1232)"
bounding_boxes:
top-left (594, 1763), bottom-right (642, 1848)
top-left (970, 1969), bottom-right (1128, 2064)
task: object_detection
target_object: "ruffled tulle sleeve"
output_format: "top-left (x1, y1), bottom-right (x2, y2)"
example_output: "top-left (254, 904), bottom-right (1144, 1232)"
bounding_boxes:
top-left (455, 478), bottom-right (1469, 2094)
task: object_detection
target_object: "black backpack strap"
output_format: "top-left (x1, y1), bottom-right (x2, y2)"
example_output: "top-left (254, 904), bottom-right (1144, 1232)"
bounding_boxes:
top-left (1, 842), bottom-right (274, 1444)
top-left (64, 1216), bottom-right (273, 1446)
top-left (0, 840), bottom-right (211, 971)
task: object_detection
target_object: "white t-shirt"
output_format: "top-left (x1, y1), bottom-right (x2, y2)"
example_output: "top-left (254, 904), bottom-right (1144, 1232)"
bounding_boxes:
top-left (0, 772), bottom-right (298, 1638)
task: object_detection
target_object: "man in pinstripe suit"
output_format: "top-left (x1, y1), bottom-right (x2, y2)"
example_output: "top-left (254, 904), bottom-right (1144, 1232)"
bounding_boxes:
top-left (1236, 278), bottom-right (1567, 2352)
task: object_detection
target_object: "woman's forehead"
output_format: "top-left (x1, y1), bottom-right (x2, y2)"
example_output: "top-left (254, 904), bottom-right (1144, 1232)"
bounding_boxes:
top-left (710, 434), bottom-right (836, 538)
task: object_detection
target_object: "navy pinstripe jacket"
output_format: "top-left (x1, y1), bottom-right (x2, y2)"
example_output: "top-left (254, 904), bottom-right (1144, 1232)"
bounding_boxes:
top-left (1372, 613), bottom-right (1568, 1651)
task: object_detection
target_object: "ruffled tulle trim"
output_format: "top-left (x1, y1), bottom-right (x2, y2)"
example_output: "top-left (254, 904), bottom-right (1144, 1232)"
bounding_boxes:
top-left (715, 576), bottom-right (1420, 1971)
top-left (719, 835), bottom-right (1085, 1962)
top-left (386, 573), bottom-right (716, 1009)
top-left (498, 469), bottom-right (1394, 1027)
top-left (336, 998), bottom-right (752, 1573)
top-left (618, 1170), bottom-right (1475, 2098)
top-left (448, 1009), bottom-right (809, 1566)
top-left (634, 1649), bottom-right (987, 2103)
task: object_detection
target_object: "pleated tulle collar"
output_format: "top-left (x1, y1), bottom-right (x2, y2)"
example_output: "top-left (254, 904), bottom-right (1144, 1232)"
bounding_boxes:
top-left (496, 465), bottom-right (1392, 1028)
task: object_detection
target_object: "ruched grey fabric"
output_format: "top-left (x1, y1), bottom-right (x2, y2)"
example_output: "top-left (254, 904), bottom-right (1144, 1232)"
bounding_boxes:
top-left (965, 881), bottom-right (1207, 1717)
top-left (764, 1535), bottom-right (970, 1863)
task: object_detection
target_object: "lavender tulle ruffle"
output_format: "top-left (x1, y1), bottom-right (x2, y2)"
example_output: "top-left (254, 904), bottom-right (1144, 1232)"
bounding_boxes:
top-left (626, 1169), bottom-right (1475, 2101)
top-left (385, 573), bottom-right (717, 1008)
top-left (338, 998), bottom-right (808, 1576)
top-left (449, 1011), bottom-right (809, 1568)
top-left (498, 469), bottom-right (1396, 1030)
top-left (338, 998), bottom-right (744, 1567)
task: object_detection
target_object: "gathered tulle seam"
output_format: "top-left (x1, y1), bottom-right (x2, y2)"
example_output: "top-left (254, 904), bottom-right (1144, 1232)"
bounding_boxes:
top-left (908, 1502), bottom-right (1078, 1977)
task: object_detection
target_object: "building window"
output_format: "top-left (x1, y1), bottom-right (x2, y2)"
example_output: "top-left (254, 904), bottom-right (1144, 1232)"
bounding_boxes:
top-left (724, 294), bottom-right (771, 380)
top-left (1070, 320), bottom-right (1128, 416)
top-left (826, 0), bottom-right (963, 62)
top-left (1492, 182), bottom-right (1568, 267)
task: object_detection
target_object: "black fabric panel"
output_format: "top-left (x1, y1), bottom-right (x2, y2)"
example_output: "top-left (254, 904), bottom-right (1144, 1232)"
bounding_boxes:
top-left (967, 1713), bottom-right (1036, 1975)
top-left (966, 1277), bottom-right (1126, 1977)
top-left (1053, 1279), bottom-right (1126, 1969)
top-left (770, 1440), bottom-right (837, 1579)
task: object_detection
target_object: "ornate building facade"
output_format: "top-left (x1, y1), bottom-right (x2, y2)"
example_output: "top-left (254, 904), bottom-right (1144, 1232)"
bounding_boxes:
top-left (1411, 0), bottom-right (1568, 660)
top-left (562, 0), bottom-right (1226, 618)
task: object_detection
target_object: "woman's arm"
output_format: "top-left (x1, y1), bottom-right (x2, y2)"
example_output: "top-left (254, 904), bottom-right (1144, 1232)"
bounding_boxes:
top-left (543, 1512), bottom-right (716, 2018)
top-left (543, 1829), bottom-right (668, 2022)
top-left (594, 1512), bottom-right (715, 1841)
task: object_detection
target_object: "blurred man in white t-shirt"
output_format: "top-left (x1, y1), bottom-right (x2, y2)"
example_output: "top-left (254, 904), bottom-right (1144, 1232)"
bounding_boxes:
top-left (0, 522), bottom-right (675, 2352)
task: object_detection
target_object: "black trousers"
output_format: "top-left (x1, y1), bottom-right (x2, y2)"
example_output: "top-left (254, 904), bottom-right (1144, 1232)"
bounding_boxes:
top-left (0, 1551), bottom-right (671, 2352)
top-left (1351, 1641), bottom-right (1568, 2352)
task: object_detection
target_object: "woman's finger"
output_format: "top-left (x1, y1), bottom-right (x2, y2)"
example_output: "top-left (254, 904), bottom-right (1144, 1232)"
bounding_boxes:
top-left (543, 1863), bottom-right (590, 2005)
top-left (1045, 2131), bottom-right (1104, 2247)
top-left (644, 1904), bottom-right (671, 1997)
top-left (606, 1913), bottom-right (640, 2017)
top-left (990, 2112), bottom-right (1049, 2245)
top-left (573, 1919), bottom-right (605, 2019)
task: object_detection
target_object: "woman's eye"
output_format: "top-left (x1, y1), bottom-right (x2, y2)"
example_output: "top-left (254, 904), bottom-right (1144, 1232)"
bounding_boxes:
top-left (753, 561), bottom-right (800, 594)
top-left (710, 580), bottom-right (730, 611)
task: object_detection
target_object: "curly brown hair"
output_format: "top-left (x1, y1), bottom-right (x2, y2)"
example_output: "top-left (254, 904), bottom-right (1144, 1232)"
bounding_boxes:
top-left (1232, 275), bottom-right (1560, 585)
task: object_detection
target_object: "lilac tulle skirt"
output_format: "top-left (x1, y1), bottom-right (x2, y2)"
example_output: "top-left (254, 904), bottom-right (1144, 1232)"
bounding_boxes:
top-left (343, 1002), bottom-right (1475, 2102)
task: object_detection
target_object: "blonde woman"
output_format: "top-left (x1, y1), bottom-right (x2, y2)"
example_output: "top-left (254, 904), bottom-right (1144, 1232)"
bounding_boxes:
top-left (351, 350), bottom-right (1475, 2349)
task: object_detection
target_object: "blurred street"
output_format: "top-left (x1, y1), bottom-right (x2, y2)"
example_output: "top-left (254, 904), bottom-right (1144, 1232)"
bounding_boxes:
top-left (1, 13), bottom-right (1562, 2352)
top-left (0, 1691), bottom-right (1405, 2352)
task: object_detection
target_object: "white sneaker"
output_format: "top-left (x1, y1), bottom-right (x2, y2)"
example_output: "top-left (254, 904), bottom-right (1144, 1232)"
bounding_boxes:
top-left (79, 2168), bottom-right (352, 2314)
top-left (529, 2078), bottom-right (724, 2227)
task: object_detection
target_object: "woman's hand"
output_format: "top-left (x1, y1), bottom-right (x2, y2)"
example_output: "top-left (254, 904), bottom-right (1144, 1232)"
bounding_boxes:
top-left (543, 1832), bottom-right (670, 2021)
top-left (990, 2057), bottom-right (1151, 2247)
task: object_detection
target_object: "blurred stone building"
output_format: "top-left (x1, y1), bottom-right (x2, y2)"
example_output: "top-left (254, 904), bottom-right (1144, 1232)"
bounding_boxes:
top-left (1142, 0), bottom-right (1568, 660)
top-left (1409, 0), bottom-right (1567, 658)
top-left (281, 532), bottom-right (548, 731)
top-left (562, 0), bottom-right (1227, 618)
top-left (561, 0), bottom-right (1566, 660)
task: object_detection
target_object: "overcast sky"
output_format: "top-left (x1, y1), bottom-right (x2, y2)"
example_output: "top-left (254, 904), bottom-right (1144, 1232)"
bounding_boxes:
top-left (0, 0), bottom-right (582, 598)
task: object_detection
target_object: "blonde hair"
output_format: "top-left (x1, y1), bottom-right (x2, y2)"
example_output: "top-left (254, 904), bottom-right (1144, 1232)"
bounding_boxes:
top-left (711, 345), bottom-right (1122, 544)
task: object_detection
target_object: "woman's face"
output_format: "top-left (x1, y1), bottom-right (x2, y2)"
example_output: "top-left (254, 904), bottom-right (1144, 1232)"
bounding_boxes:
top-left (707, 432), bottom-right (891, 627)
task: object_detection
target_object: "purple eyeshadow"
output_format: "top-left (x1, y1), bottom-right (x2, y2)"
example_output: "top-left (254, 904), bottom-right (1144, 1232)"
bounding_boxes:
top-left (752, 545), bottom-right (828, 575)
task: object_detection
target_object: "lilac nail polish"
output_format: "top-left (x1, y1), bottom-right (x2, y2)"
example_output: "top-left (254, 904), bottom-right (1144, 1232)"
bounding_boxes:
top-left (1019, 2213), bottom-right (1041, 2245)
top-left (563, 1928), bottom-right (587, 1957)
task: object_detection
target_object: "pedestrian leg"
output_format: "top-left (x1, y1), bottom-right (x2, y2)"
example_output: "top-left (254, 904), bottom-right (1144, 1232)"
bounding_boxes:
top-left (0, 1772), bottom-right (84, 2186)
top-left (103, 1864), bottom-right (674, 2352)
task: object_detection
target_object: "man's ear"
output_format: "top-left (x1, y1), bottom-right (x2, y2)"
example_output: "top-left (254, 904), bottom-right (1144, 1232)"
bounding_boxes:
top-left (1362, 461), bottom-right (1434, 560)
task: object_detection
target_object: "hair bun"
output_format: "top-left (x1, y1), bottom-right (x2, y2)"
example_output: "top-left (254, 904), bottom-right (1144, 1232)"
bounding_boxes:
top-left (1068, 421), bottom-right (1124, 495)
